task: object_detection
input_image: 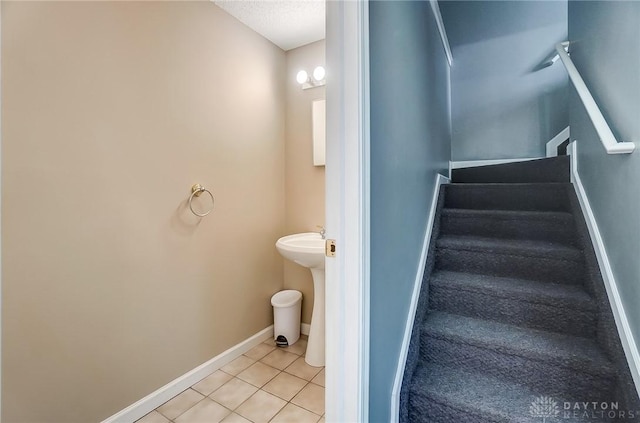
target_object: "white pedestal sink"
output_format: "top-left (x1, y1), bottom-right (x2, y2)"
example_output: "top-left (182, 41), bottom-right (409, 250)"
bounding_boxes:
top-left (276, 232), bottom-right (325, 367)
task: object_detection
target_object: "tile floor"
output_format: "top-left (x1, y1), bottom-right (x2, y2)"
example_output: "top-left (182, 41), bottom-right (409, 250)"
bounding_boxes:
top-left (137, 336), bottom-right (325, 423)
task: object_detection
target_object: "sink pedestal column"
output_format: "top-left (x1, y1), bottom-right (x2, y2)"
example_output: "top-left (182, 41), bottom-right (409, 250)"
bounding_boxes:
top-left (305, 268), bottom-right (325, 367)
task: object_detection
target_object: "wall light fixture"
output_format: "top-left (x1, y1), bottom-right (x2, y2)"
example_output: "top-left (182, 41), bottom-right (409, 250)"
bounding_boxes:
top-left (296, 66), bottom-right (326, 90)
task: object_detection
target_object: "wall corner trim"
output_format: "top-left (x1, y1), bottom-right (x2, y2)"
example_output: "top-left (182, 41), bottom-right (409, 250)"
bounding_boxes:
top-left (569, 141), bottom-right (640, 398)
top-left (429, 0), bottom-right (453, 66)
top-left (546, 126), bottom-right (571, 157)
top-left (101, 326), bottom-right (274, 423)
top-left (390, 173), bottom-right (450, 423)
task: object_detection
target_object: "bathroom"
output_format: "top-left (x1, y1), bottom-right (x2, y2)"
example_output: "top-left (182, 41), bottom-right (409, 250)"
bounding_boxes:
top-left (2, 1), bottom-right (328, 422)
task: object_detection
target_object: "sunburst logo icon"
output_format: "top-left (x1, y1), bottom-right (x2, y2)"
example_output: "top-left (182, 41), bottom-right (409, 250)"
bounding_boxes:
top-left (530, 396), bottom-right (560, 422)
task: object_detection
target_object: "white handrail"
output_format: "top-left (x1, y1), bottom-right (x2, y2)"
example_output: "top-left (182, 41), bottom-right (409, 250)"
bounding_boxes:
top-left (555, 41), bottom-right (635, 154)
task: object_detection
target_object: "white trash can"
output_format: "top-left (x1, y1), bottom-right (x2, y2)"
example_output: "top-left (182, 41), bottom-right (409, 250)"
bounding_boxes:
top-left (271, 290), bottom-right (302, 347)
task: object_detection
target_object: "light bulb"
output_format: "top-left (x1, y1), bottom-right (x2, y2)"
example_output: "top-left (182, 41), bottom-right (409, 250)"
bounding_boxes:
top-left (296, 70), bottom-right (308, 84)
top-left (313, 66), bottom-right (326, 81)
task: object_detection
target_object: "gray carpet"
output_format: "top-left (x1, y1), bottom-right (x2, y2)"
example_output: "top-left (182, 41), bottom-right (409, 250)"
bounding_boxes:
top-left (400, 156), bottom-right (640, 422)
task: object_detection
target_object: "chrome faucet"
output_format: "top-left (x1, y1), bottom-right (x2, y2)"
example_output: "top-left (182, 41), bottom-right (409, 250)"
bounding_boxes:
top-left (317, 225), bottom-right (326, 239)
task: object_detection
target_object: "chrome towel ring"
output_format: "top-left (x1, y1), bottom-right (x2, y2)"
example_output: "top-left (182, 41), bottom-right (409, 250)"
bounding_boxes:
top-left (189, 184), bottom-right (215, 217)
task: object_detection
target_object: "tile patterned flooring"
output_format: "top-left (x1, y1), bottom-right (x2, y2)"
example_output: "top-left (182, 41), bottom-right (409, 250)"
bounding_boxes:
top-left (136, 336), bottom-right (325, 423)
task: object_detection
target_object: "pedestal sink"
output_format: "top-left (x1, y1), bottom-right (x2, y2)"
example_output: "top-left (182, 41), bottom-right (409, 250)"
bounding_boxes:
top-left (276, 232), bottom-right (325, 367)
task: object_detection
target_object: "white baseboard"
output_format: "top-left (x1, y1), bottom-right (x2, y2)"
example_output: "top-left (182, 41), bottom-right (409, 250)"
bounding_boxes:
top-left (546, 126), bottom-right (570, 157)
top-left (390, 173), bottom-right (450, 423)
top-left (101, 326), bottom-right (274, 423)
top-left (301, 323), bottom-right (310, 336)
top-left (450, 157), bottom-right (543, 170)
top-left (569, 141), bottom-right (640, 398)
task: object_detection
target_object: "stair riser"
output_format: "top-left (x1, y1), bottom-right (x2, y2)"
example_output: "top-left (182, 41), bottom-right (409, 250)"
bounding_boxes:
top-left (440, 214), bottom-right (578, 246)
top-left (451, 156), bottom-right (570, 184)
top-left (445, 185), bottom-right (571, 212)
top-left (420, 336), bottom-right (616, 401)
top-left (436, 248), bottom-right (584, 285)
top-left (429, 286), bottom-right (596, 338)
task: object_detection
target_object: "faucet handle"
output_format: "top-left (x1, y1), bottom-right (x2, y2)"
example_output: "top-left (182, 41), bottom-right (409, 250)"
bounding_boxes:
top-left (316, 225), bottom-right (326, 238)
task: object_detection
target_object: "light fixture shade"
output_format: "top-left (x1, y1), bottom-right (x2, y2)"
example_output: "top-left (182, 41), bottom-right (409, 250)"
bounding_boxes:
top-left (313, 66), bottom-right (326, 82)
top-left (296, 70), bottom-right (308, 85)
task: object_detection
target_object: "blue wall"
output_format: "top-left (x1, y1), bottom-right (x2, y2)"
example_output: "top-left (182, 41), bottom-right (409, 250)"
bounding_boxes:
top-left (568, 1), bottom-right (640, 357)
top-left (369, 1), bottom-right (451, 420)
top-left (440, 0), bottom-right (569, 161)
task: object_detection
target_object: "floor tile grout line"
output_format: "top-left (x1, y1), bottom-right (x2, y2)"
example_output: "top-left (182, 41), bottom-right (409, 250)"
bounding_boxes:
top-left (170, 395), bottom-right (235, 423)
top-left (288, 380), bottom-right (325, 417)
top-left (281, 366), bottom-right (323, 381)
top-left (154, 387), bottom-right (236, 422)
top-left (236, 368), bottom-right (282, 389)
top-left (215, 373), bottom-right (280, 411)
top-left (206, 376), bottom-right (258, 411)
top-left (309, 379), bottom-right (324, 388)
top-left (233, 388), bottom-right (286, 423)
top-left (265, 399), bottom-right (324, 423)
top-left (261, 373), bottom-right (309, 402)
top-left (159, 393), bottom-right (207, 422)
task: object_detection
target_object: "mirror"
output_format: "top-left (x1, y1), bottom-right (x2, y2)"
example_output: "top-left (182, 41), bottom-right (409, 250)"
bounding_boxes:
top-left (312, 99), bottom-right (326, 166)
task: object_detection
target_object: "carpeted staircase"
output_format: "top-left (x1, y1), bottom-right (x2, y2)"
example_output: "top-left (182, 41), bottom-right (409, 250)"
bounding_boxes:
top-left (400, 156), bottom-right (640, 423)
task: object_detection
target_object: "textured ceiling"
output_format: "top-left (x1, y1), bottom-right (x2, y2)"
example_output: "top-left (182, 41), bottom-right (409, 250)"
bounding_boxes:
top-left (213, 0), bottom-right (325, 51)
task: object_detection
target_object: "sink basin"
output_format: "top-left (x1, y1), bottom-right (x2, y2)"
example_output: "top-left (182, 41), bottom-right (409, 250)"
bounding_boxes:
top-left (276, 232), bottom-right (325, 367)
top-left (276, 232), bottom-right (325, 269)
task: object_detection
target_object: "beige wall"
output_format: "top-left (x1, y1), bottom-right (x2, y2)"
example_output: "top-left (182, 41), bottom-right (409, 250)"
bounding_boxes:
top-left (283, 41), bottom-right (326, 325)
top-left (2, 2), bottom-right (285, 422)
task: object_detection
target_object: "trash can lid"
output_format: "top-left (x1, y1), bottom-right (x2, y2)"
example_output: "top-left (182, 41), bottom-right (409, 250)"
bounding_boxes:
top-left (271, 290), bottom-right (302, 307)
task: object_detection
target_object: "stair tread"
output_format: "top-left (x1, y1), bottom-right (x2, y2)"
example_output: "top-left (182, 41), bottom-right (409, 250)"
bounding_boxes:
top-left (410, 363), bottom-right (604, 423)
top-left (431, 270), bottom-right (596, 311)
top-left (422, 311), bottom-right (613, 375)
top-left (437, 235), bottom-right (583, 261)
top-left (442, 208), bottom-right (573, 221)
